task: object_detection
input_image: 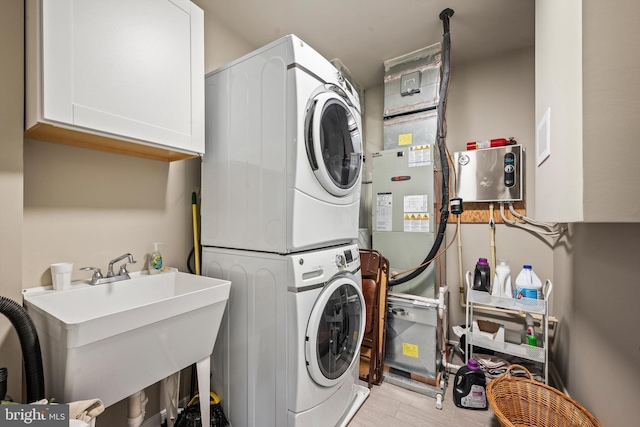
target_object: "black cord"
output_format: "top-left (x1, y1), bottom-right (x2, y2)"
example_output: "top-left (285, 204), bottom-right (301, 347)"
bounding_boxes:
top-left (187, 247), bottom-right (195, 274)
top-left (390, 9), bottom-right (453, 287)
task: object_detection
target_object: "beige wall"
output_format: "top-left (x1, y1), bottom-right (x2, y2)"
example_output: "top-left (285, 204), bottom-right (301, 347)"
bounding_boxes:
top-left (582, 0), bottom-right (640, 221)
top-left (363, 46), bottom-right (554, 338)
top-left (200, 9), bottom-right (256, 73)
top-left (554, 224), bottom-right (640, 425)
top-left (0, 0), bottom-right (25, 403)
top-left (361, 85), bottom-right (384, 230)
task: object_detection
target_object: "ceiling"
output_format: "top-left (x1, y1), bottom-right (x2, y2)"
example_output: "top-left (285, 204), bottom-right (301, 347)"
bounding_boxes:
top-left (192, 0), bottom-right (535, 90)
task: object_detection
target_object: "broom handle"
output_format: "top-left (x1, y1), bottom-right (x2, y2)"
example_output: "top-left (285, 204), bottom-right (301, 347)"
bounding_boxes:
top-left (192, 192), bottom-right (201, 275)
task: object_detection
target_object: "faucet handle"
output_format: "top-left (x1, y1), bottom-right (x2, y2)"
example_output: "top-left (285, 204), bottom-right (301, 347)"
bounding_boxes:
top-left (118, 259), bottom-right (137, 276)
top-left (80, 267), bottom-right (103, 285)
top-left (80, 266), bottom-right (103, 277)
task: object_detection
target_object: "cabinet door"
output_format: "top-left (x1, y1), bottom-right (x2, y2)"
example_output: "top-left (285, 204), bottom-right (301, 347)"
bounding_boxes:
top-left (41, 0), bottom-right (204, 153)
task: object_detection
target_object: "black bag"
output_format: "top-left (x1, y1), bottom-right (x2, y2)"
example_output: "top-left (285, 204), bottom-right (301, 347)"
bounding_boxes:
top-left (174, 392), bottom-right (229, 427)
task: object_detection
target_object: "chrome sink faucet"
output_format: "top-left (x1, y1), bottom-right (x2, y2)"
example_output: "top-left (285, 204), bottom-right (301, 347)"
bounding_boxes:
top-left (107, 253), bottom-right (136, 277)
top-left (80, 253), bottom-right (137, 285)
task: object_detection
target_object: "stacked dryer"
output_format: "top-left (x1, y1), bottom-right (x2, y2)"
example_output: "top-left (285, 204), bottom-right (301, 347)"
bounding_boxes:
top-left (201, 35), bottom-right (369, 427)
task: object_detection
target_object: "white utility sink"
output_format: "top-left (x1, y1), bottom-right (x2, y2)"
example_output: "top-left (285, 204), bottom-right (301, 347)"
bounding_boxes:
top-left (23, 271), bottom-right (230, 415)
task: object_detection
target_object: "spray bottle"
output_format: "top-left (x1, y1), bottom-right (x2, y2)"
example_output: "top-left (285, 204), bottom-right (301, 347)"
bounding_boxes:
top-left (524, 313), bottom-right (537, 346)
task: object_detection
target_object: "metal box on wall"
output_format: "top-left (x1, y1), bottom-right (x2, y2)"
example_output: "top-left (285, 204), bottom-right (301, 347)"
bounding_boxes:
top-left (384, 293), bottom-right (441, 380)
top-left (371, 147), bottom-right (439, 298)
top-left (383, 109), bottom-right (437, 151)
top-left (454, 145), bottom-right (525, 202)
top-left (383, 43), bottom-right (441, 118)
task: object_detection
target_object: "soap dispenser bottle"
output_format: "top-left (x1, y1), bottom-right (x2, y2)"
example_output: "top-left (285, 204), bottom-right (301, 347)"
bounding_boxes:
top-left (149, 243), bottom-right (163, 275)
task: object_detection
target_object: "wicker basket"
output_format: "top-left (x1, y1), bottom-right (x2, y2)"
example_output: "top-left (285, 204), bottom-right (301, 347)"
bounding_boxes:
top-left (487, 365), bottom-right (601, 427)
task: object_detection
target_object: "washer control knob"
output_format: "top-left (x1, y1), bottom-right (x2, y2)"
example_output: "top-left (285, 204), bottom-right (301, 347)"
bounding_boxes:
top-left (335, 253), bottom-right (346, 268)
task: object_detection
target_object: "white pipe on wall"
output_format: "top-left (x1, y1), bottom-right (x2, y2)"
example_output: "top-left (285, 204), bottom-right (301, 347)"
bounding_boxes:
top-left (127, 390), bottom-right (148, 427)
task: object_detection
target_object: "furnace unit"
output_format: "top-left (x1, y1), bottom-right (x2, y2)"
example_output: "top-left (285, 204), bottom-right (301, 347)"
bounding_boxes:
top-left (372, 43), bottom-right (444, 299)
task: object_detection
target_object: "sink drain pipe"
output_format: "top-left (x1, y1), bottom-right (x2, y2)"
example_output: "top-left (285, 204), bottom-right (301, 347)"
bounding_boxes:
top-left (127, 389), bottom-right (148, 427)
top-left (0, 296), bottom-right (45, 403)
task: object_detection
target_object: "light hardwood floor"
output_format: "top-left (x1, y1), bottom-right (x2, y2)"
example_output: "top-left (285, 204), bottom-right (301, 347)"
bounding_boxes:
top-left (349, 379), bottom-right (501, 427)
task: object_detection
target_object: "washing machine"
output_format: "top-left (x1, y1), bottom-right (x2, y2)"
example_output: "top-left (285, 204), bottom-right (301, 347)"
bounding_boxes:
top-left (203, 243), bottom-right (370, 427)
top-left (201, 34), bottom-right (363, 254)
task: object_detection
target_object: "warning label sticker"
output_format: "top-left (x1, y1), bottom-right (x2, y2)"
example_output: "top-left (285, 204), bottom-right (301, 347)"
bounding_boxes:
top-left (402, 342), bottom-right (419, 358)
top-left (403, 195), bottom-right (428, 213)
top-left (403, 213), bottom-right (430, 232)
top-left (398, 133), bottom-right (413, 146)
top-left (408, 144), bottom-right (431, 167)
top-left (376, 193), bottom-right (393, 231)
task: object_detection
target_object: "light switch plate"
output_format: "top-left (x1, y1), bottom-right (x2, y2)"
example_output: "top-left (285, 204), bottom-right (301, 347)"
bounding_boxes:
top-left (537, 107), bottom-right (551, 166)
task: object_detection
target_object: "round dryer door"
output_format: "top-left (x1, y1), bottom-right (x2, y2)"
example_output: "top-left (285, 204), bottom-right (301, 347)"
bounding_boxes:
top-left (305, 274), bottom-right (365, 388)
top-left (306, 91), bottom-right (363, 197)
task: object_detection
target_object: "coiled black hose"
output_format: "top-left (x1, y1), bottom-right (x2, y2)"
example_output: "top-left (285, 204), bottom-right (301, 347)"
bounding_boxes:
top-left (0, 367), bottom-right (7, 400)
top-left (390, 8), bottom-right (454, 286)
top-left (0, 296), bottom-right (45, 403)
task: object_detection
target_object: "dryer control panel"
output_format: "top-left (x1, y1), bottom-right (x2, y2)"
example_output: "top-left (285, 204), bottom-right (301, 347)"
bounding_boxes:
top-left (332, 247), bottom-right (358, 271)
top-left (292, 244), bottom-right (360, 285)
top-left (336, 248), bottom-right (356, 268)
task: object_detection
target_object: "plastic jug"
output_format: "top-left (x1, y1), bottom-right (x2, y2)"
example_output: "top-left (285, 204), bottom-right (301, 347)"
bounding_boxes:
top-left (473, 258), bottom-right (491, 293)
top-left (515, 265), bottom-right (542, 300)
top-left (493, 260), bottom-right (512, 298)
top-left (453, 359), bottom-right (488, 410)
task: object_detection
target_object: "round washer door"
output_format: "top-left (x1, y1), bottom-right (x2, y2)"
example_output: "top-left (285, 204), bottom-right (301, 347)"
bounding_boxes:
top-left (306, 91), bottom-right (363, 197)
top-left (305, 274), bottom-right (365, 388)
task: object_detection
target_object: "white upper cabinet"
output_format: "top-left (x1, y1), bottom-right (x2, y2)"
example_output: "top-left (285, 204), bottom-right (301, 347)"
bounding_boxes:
top-left (25, 0), bottom-right (204, 161)
top-left (535, 0), bottom-right (640, 222)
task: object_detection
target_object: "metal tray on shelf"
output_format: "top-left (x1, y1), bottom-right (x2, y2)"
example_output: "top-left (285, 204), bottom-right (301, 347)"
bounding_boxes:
top-left (469, 329), bottom-right (545, 363)
top-left (468, 289), bottom-right (547, 314)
